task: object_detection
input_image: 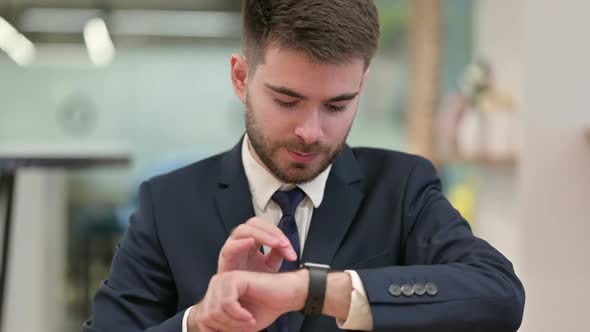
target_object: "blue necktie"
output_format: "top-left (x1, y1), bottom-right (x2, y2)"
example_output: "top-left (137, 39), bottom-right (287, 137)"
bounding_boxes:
top-left (271, 187), bottom-right (305, 332)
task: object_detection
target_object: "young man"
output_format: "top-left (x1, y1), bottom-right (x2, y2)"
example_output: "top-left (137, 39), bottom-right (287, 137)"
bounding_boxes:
top-left (84, 1), bottom-right (525, 331)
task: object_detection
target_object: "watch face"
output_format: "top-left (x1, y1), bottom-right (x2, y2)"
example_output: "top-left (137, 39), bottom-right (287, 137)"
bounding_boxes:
top-left (302, 262), bottom-right (330, 269)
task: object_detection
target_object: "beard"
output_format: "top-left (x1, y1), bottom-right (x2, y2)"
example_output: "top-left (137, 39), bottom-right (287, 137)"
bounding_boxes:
top-left (245, 94), bottom-right (349, 184)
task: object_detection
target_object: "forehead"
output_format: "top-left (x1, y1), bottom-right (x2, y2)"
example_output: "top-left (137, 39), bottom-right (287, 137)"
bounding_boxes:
top-left (252, 46), bottom-right (366, 97)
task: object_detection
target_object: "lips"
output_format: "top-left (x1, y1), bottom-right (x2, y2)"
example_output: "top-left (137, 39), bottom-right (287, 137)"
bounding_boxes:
top-left (287, 150), bottom-right (318, 163)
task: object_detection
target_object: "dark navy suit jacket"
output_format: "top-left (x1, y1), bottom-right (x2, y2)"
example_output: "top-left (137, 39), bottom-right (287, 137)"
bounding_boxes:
top-left (84, 139), bottom-right (525, 331)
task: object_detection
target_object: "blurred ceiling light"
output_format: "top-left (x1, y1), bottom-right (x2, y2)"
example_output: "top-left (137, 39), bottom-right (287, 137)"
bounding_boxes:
top-left (83, 17), bottom-right (115, 67)
top-left (19, 8), bottom-right (241, 38)
top-left (0, 16), bottom-right (35, 66)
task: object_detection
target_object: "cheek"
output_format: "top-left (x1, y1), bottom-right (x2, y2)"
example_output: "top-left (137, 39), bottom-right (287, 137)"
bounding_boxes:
top-left (250, 94), bottom-right (275, 124)
top-left (257, 97), bottom-right (301, 130)
top-left (256, 102), bottom-right (293, 135)
top-left (322, 112), bottom-right (355, 139)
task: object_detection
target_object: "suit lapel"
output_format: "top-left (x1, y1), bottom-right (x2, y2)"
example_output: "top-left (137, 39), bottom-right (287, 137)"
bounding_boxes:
top-left (214, 138), bottom-right (256, 236)
top-left (292, 146), bottom-right (364, 332)
top-left (301, 145), bottom-right (363, 266)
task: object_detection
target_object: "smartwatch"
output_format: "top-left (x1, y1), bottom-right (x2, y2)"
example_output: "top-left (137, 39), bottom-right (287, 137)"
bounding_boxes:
top-left (300, 262), bottom-right (330, 317)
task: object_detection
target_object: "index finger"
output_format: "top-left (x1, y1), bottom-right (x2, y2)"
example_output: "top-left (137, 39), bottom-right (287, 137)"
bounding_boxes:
top-left (245, 217), bottom-right (292, 246)
top-left (230, 220), bottom-right (297, 260)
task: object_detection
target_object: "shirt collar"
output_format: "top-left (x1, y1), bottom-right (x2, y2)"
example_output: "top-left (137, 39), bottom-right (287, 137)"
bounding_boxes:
top-left (241, 134), bottom-right (331, 211)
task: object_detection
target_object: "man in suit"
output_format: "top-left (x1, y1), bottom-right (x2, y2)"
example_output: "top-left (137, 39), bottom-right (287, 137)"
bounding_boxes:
top-left (84, 0), bottom-right (525, 331)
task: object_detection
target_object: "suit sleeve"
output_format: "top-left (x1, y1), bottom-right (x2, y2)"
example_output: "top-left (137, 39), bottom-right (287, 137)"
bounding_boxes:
top-left (83, 181), bottom-right (183, 332)
top-left (356, 157), bottom-right (525, 332)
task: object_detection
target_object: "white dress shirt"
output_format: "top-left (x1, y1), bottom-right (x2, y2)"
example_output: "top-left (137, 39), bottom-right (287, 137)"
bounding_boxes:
top-left (182, 135), bottom-right (373, 331)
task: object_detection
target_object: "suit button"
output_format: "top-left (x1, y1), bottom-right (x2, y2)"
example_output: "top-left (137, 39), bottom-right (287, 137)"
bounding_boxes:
top-left (401, 284), bottom-right (414, 296)
top-left (425, 282), bottom-right (438, 296)
top-left (388, 284), bottom-right (402, 297)
top-left (413, 283), bottom-right (426, 296)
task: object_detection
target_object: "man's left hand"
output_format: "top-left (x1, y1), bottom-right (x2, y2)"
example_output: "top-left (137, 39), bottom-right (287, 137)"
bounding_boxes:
top-left (188, 269), bottom-right (308, 332)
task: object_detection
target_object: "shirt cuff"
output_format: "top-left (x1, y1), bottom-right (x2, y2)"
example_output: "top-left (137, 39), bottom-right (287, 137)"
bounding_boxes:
top-left (335, 270), bottom-right (374, 331)
top-left (182, 306), bottom-right (192, 332)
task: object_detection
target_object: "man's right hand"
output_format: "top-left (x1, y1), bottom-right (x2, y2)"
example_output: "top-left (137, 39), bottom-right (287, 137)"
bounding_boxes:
top-left (217, 217), bottom-right (297, 273)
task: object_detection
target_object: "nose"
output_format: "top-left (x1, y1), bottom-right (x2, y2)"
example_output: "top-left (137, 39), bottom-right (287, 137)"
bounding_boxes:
top-left (294, 109), bottom-right (324, 145)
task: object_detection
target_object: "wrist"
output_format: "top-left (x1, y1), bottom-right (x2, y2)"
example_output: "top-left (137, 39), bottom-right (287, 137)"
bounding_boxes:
top-left (323, 272), bottom-right (352, 320)
top-left (290, 269), bottom-right (309, 312)
top-left (186, 303), bottom-right (202, 332)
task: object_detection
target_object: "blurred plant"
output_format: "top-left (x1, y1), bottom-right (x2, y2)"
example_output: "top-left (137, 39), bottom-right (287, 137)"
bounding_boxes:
top-left (376, 0), bottom-right (409, 53)
top-left (459, 60), bottom-right (491, 107)
top-left (448, 175), bottom-right (477, 226)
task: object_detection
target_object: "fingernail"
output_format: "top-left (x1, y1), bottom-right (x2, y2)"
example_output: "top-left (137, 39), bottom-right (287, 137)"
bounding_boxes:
top-left (280, 238), bottom-right (290, 246)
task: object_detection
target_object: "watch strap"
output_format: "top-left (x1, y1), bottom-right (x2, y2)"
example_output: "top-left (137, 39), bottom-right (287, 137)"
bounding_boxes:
top-left (302, 264), bottom-right (328, 317)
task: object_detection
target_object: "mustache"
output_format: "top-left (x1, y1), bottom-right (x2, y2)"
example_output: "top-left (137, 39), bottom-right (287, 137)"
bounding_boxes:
top-left (280, 140), bottom-right (330, 154)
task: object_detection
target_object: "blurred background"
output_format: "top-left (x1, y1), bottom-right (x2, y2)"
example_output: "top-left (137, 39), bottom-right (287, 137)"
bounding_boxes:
top-left (0, 0), bottom-right (589, 331)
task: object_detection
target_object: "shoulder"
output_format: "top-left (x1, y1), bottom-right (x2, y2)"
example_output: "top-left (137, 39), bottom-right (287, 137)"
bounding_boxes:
top-left (349, 146), bottom-right (436, 177)
top-left (143, 150), bottom-right (229, 197)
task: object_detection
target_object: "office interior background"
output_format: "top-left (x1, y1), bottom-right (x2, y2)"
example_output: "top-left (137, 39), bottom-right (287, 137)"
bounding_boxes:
top-left (0, 0), bottom-right (589, 331)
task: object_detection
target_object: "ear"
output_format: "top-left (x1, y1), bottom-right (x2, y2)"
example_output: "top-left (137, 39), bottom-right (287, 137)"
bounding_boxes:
top-left (230, 53), bottom-right (248, 104)
top-left (359, 67), bottom-right (371, 93)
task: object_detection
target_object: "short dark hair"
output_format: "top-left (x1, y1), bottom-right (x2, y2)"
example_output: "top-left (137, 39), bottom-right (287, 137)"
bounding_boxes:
top-left (242, 0), bottom-right (380, 72)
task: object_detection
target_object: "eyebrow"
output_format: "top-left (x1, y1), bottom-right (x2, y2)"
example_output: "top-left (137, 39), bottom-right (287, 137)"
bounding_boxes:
top-left (265, 83), bottom-right (359, 103)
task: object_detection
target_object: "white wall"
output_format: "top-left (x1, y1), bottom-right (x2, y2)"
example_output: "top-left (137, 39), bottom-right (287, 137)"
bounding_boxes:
top-left (519, 0), bottom-right (590, 331)
top-left (476, 1), bottom-right (590, 331)
top-left (0, 42), bottom-right (245, 205)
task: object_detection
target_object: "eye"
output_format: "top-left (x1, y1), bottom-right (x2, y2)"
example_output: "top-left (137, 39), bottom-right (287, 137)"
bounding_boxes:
top-left (274, 98), bottom-right (298, 108)
top-left (325, 104), bottom-right (347, 112)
